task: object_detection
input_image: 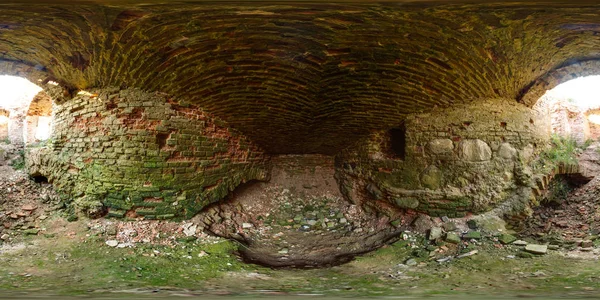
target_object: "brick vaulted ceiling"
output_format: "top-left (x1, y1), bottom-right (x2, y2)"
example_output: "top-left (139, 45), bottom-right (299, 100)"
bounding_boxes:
top-left (1, 1), bottom-right (600, 154)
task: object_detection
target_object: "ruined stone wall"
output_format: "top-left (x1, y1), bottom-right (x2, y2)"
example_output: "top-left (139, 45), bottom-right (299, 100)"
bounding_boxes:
top-left (26, 88), bottom-right (269, 219)
top-left (0, 109), bottom-right (8, 141)
top-left (25, 91), bottom-right (53, 144)
top-left (335, 99), bottom-right (550, 217)
top-left (540, 94), bottom-right (592, 145)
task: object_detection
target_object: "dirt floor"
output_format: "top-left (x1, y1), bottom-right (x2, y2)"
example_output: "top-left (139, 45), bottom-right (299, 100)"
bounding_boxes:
top-left (1, 157), bottom-right (600, 298)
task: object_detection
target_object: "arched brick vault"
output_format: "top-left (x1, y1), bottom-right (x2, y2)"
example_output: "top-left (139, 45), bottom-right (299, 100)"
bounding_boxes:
top-left (2, 1), bottom-right (600, 154)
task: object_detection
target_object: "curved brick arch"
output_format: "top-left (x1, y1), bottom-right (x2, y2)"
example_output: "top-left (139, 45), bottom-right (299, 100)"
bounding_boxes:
top-left (27, 91), bottom-right (53, 117)
top-left (518, 59), bottom-right (600, 107)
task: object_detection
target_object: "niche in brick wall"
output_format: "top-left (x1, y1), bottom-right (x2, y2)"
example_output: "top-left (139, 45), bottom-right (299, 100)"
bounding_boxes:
top-left (156, 132), bottom-right (169, 149)
top-left (388, 124), bottom-right (406, 160)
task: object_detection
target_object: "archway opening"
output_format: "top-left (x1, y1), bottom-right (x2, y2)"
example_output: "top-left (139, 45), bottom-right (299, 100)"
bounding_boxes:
top-left (537, 75), bottom-right (600, 145)
top-left (0, 75), bottom-right (50, 146)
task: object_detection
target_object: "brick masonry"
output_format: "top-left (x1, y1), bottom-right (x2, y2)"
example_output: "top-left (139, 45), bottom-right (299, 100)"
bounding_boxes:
top-left (26, 88), bottom-right (269, 219)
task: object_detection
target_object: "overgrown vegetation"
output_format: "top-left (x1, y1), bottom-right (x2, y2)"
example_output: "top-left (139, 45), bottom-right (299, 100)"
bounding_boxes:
top-left (8, 149), bottom-right (25, 170)
top-left (541, 134), bottom-right (579, 165)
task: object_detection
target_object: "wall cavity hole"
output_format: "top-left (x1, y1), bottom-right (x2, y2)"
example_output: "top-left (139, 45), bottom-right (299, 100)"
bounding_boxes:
top-left (463, 121), bottom-right (472, 127)
top-left (530, 118), bottom-right (535, 124)
top-left (31, 175), bottom-right (48, 183)
top-left (500, 122), bottom-right (507, 128)
top-left (156, 133), bottom-right (169, 149)
top-left (389, 125), bottom-right (406, 160)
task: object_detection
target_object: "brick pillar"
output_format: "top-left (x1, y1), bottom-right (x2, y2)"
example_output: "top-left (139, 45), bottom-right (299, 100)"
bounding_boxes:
top-left (8, 112), bottom-right (25, 145)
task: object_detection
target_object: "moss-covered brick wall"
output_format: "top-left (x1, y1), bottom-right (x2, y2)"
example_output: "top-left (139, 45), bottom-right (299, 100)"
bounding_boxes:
top-left (26, 88), bottom-right (269, 219)
top-left (335, 98), bottom-right (551, 217)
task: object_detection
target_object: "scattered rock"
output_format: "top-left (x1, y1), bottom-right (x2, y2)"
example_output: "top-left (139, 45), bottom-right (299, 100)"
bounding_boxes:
top-left (469, 215), bottom-right (507, 234)
top-left (513, 240), bottom-right (528, 246)
top-left (405, 258), bottom-right (417, 266)
top-left (428, 227), bottom-right (443, 240)
top-left (412, 215), bottom-right (435, 233)
top-left (442, 222), bottom-right (457, 232)
top-left (581, 240), bottom-right (593, 248)
top-left (463, 231), bottom-right (482, 240)
top-left (525, 244), bottom-right (547, 255)
top-left (498, 234), bottom-right (517, 245)
top-left (21, 204), bottom-right (36, 211)
top-left (445, 232), bottom-right (461, 244)
top-left (457, 250), bottom-right (478, 258)
top-left (105, 240), bottom-right (119, 247)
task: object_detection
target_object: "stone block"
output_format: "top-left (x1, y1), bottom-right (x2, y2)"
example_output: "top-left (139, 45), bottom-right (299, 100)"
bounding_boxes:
top-left (458, 139), bottom-right (492, 161)
top-left (427, 139), bottom-right (454, 155)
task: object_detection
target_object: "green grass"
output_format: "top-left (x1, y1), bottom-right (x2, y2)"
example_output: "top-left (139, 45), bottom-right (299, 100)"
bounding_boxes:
top-left (9, 149), bottom-right (25, 170)
top-left (543, 134), bottom-right (578, 165)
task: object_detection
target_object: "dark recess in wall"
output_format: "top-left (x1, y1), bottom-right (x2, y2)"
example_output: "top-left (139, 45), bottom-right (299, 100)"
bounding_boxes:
top-left (389, 125), bottom-right (406, 160)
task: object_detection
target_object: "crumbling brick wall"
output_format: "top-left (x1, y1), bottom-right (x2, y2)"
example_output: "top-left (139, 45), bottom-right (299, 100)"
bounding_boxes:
top-left (335, 99), bottom-right (550, 217)
top-left (27, 88), bottom-right (269, 219)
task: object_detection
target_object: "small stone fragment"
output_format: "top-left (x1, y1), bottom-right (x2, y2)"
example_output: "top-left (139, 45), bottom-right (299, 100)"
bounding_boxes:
top-left (442, 222), bottom-right (457, 232)
top-left (581, 240), bottom-right (593, 248)
top-left (242, 223), bottom-right (254, 229)
top-left (463, 231), bottom-right (482, 240)
top-left (513, 240), bottom-right (528, 246)
top-left (405, 258), bottom-right (417, 266)
top-left (428, 227), bottom-right (443, 240)
top-left (498, 234), bottom-right (517, 245)
top-left (525, 244), bottom-right (547, 255)
top-left (21, 205), bottom-right (36, 211)
top-left (105, 240), bottom-right (119, 247)
top-left (445, 232), bottom-right (461, 244)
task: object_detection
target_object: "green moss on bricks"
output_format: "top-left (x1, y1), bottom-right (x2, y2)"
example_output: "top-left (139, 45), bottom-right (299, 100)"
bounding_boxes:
top-left (27, 88), bottom-right (269, 220)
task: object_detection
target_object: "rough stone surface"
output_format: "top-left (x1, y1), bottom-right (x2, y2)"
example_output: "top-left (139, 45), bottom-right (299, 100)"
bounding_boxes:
top-left (497, 143), bottom-right (517, 160)
top-left (336, 99), bottom-right (548, 217)
top-left (420, 166), bottom-right (443, 190)
top-left (498, 234), bottom-right (517, 245)
top-left (458, 139), bottom-right (492, 162)
top-left (427, 139), bottom-right (454, 155)
top-left (525, 244), bottom-right (548, 255)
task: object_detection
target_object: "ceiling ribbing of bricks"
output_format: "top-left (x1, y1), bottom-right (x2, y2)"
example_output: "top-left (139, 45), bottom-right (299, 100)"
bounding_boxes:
top-left (1, 1), bottom-right (600, 154)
